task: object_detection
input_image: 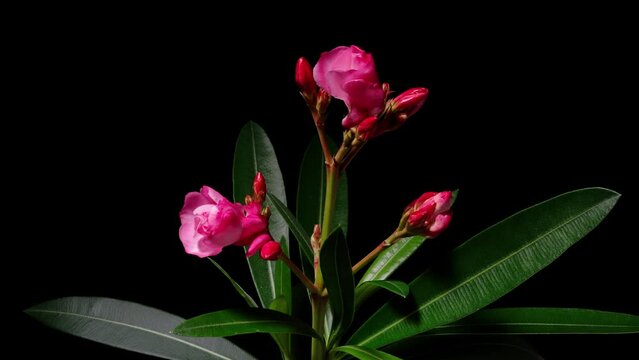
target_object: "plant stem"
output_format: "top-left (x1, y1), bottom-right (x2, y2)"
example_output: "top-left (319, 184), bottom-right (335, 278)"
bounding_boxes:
top-left (316, 125), bottom-right (333, 166)
top-left (311, 294), bottom-right (327, 360)
top-left (320, 165), bottom-right (339, 246)
top-left (352, 229), bottom-right (409, 274)
top-left (279, 253), bottom-right (318, 294)
top-left (311, 142), bottom-right (340, 360)
top-left (313, 112), bottom-right (333, 166)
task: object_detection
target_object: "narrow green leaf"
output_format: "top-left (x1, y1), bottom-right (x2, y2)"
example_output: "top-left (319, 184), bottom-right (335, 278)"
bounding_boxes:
top-left (269, 297), bottom-right (292, 359)
top-left (25, 297), bottom-right (254, 360)
top-left (333, 345), bottom-right (401, 360)
top-left (297, 136), bottom-right (348, 238)
top-left (356, 236), bottom-right (426, 308)
top-left (359, 236), bottom-right (426, 284)
top-left (208, 258), bottom-right (258, 308)
top-left (267, 193), bottom-right (313, 265)
top-left (321, 228), bottom-right (354, 344)
top-left (276, 238), bottom-right (292, 315)
top-left (427, 308), bottom-right (639, 335)
top-left (233, 121), bottom-right (290, 309)
top-left (383, 336), bottom-right (543, 360)
top-left (349, 188), bottom-right (620, 348)
top-left (173, 308), bottom-right (319, 338)
top-left (357, 280), bottom-right (409, 299)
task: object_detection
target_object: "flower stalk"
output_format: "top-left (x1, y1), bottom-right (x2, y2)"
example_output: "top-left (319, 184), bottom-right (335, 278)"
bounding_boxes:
top-left (352, 229), bottom-right (409, 274)
top-left (279, 252), bottom-right (318, 294)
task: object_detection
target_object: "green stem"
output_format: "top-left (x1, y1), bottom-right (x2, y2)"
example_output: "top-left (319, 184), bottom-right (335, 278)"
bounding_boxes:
top-left (352, 229), bottom-right (409, 274)
top-left (311, 150), bottom-right (340, 360)
top-left (311, 294), bottom-right (327, 360)
top-left (274, 337), bottom-right (292, 360)
top-left (320, 165), bottom-right (339, 246)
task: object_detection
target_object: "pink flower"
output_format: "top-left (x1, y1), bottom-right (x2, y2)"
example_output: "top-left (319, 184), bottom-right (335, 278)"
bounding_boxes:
top-left (179, 173), bottom-right (279, 259)
top-left (179, 186), bottom-right (243, 258)
top-left (406, 191), bottom-right (454, 238)
top-left (313, 45), bottom-right (385, 128)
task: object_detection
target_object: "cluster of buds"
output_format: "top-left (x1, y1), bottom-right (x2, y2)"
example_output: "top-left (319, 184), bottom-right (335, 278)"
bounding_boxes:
top-left (242, 173), bottom-right (281, 260)
top-left (356, 87), bottom-right (429, 140)
top-left (403, 191), bottom-right (454, 238)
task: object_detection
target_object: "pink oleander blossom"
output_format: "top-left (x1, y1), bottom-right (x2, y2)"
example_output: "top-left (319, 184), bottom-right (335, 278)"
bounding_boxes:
top-left (313, 45), bottom-right (385, 128)
top-left (179, 186), bottom-right (243, 258)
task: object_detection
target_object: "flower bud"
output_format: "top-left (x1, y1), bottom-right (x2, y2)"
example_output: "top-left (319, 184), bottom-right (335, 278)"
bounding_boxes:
top-left (390, 87), bottom-right (429, 117)
top-left (253, 172), bottom-right (266, 203)
top-left (260, 241), bottom-right (282, 260)
top-left (315, 89), bottom-right (331, 120)
top-left (405, 191), bottom-right (454, 238)
top-left (356, 116), bottom-right (381, 140)
top-left (296, 57), bottom-right (317, 100)
top-left (382, 82), bottom-right (391, 99)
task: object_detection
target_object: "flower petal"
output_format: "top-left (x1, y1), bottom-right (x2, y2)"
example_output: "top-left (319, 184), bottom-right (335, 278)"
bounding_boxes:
top-left (246, 233), bottom-right (272, 257)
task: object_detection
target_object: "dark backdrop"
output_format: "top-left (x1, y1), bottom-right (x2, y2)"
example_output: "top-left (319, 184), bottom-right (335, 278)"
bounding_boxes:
top-left (13, 7), bottom-right (637, 359)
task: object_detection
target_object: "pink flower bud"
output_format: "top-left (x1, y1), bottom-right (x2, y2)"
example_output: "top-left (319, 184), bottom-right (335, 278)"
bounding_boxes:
top-left (246, 233), bottom-right (272, 257)
top-left (391, 87), bottom-right (429, 117)
top-left (260, 241), bottom-right (282, 260)
top-left (296, 57), bottom-right (317, 99)
top-left (405, 191), bottom-right (454, 238)
top-left (252, 172), bottom-right (267, 203)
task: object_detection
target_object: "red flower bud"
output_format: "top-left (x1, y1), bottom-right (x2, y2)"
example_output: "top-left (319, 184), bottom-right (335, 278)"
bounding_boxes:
top-left (260, 240), bottom-right (282, 260)
top-left (252, 172), bottom-right (267, 203)
top-left (295, 57), bottom-right (317, 100)
top-left (356, 116), bottom-right (381, 140)
top-left (391, 87), bottom-right (429, 117)
top-left (406, 191), bottom-right (453, 238)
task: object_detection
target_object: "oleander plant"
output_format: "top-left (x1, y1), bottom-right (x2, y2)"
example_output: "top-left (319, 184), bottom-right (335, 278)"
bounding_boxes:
top-left (26, 45), bottom-right (638, 359)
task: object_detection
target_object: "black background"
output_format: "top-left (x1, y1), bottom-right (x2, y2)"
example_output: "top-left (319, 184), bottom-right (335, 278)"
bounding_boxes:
top-left (12, 6), bottom-right (638, 359)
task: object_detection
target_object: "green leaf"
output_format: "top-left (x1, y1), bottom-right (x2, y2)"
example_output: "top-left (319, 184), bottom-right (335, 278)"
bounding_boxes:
top-left (384, 336), bottom-right (543, 360)
top-left (233, 121), bottom-right (290, 309)
top-left (321, 228), bottom-right (355, 344)
top-left (297, 136), bottom-right (348, 238)
top-left (173, 308), bottom-right (319, 339)
top-left (208, 258), bottom-right (258, 308)
top-left (359, 236), bottom-right (426, 284)
top-left (24, 297), bottom-right (254, 360)
top-left (333, 345), bottom-right (402, 360)
top-left (356, 236), bottom-right (426, 307)
top-left (357, 280), bottom-right (409, 301)
top-left (267, 193), bottom-right (313, 265)
top-left (427, 307), bottom-right (639, 335)
top-left (269, 297), bottom-right (292, 359)
top-left (349, 188), bottom-right (620, 349)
